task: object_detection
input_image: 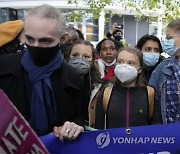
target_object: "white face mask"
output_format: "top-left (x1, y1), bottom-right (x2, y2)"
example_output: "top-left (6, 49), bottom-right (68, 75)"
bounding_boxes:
top-left (114, 64), bottom-right (139, 83)
top-left (101, 58), bottom-right (116, 67)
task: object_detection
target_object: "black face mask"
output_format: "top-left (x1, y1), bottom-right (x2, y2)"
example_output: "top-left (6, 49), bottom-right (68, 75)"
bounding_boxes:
top-left (113, 35), bottom-right (122, 41)
top-left (26, 44), bottom-right (60, 66)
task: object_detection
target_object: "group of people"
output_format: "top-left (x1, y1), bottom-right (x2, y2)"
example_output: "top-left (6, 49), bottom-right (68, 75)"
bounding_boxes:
top-left (0, 4), bottom-right (180, 143)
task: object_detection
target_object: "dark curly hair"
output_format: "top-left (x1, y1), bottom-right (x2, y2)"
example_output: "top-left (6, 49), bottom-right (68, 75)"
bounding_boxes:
top-left (96, 38), bottom-right (121, 54)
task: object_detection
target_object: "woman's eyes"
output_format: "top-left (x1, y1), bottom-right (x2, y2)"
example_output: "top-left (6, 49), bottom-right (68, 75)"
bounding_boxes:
top-left (117, 60), bottom-right (134, 65)
top-left (71, 54), bottom-right (91, 59)
top-left (154, 49), bottom-right (160, 53)
top-left (101, 48), bottom-right (116, 52)
top-left (84, 55), bottom-right (90, 59)
top-left (110, 48), bottom-right (116, 51)
top-left (117, 60), bottom-right (123, 64)
top-left (144, 48), bottom-right (151, 52)
top-left (71, 54), bottom-right (78, 57)
top-left (144, 48), bottom-right (160, 53)
top-left (128, 62), bottom-right (134, 65)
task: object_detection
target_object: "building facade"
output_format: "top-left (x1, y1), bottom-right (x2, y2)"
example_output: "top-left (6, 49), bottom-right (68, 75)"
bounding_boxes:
top-left (0, 0), bottom-right (161, 46)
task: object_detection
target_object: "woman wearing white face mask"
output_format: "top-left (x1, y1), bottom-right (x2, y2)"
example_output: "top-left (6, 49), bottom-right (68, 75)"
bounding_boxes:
top-left (149, 18), bottom-right (180, 124)
top-left (136, 34), bottom-right (165, 83)
top-left (95, 47), bottom-right (162, 129)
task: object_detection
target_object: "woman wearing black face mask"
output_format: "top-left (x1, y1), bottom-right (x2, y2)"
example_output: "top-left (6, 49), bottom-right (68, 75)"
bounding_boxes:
top-left (67, 40), bottom-right (102, 126)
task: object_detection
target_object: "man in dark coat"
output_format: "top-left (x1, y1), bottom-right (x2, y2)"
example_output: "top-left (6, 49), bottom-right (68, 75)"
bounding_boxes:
top-left (0, 4), bottom-right (84, 142)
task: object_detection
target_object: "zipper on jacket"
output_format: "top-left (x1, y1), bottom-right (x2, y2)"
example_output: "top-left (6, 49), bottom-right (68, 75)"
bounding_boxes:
top-left (126, 89), bottom-right (130, 128)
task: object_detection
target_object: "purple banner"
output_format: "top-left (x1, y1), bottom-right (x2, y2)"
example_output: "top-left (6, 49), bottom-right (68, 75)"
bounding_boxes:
top-left (40, 123), bottom-right (180, 154)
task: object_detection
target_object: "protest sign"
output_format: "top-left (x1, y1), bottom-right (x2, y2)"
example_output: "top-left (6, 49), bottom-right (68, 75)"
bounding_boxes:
top-left (0, 90), bottom-right (49, 154)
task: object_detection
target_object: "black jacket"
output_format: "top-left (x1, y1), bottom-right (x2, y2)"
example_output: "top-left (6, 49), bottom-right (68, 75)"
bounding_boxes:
top-left (95, 83), bottom-right (162, 129)
top-left (0, 52), bottom-right (84, 135)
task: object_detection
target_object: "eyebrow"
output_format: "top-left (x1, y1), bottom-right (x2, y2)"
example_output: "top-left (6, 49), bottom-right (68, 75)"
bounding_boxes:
top-left (71, 52), bottom-right (79, 55)
top-left (102, 45), bottom-right (116, 48)
top-left (118, 58), bottom-right (135, 61)
top-left (25, 34), bottom-right (54, 42)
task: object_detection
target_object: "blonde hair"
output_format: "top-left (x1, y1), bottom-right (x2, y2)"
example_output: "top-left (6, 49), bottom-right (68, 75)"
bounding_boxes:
top-left (167, 18), bottom-right (180, 33)
top-left (26, 4), bottom-right (66, 38)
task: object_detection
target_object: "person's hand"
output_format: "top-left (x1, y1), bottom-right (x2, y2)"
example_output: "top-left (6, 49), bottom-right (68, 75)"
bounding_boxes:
top-left (53, 121), bottom-right (84, 143)
top-left (110, 23), bottom-right (118, 34)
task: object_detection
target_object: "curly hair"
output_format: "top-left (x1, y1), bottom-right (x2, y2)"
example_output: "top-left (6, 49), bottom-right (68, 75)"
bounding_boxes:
top-left (96, 38), bottom-right (120, 53)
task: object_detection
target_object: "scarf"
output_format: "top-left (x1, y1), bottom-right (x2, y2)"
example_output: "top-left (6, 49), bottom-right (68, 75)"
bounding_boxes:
top-left (21, 50), bottom-right (62, 135)
top-left (102, 67), bottom-right (114, 81)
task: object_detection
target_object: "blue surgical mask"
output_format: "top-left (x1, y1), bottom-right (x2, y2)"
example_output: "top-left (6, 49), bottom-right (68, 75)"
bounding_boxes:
top-left (162, 39), bottom-right (177, 56)
top-left (143, 53), bottom-right (160, 66)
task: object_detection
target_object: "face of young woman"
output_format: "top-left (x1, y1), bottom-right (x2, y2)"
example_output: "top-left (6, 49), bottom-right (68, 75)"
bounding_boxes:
top-left (117, 50), bottom-right (141, 72)
top-left (166, 27), bottom-right (180, 57)
top-left (115, 50), bottom-right (142, 87)
top-left (141, 40), bottom-right (160, 53)
top-left (99, 40), bottom-right (117, 63)
top-left (70, 44), bottom-right (93, 61)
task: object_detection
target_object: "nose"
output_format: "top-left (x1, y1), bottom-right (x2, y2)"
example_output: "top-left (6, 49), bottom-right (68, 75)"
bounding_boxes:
top-left (106, 49), bottom-right (112, 54)
top-left (33, 41), bottom-right (40, 47)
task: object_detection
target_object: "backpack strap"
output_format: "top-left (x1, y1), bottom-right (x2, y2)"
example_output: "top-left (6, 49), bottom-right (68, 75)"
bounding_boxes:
top-left (103, 86), bottom-right (113, 113)
top-left (147, 86), bottom-right (154, 119)
top-left (102, 86), bottom-right (113, 129)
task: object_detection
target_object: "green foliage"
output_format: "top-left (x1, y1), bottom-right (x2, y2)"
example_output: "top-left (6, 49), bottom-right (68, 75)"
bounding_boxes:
top-left (67, 0), bottom-right (180, 23)
top-left (163, 0), bottom-right (180, 23)
top-left (69, 11), bottom-right (84, 22)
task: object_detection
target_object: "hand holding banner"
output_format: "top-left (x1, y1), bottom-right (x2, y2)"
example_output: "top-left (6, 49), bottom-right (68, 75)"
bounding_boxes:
top-left (40, 123), bottom-right (180, 154)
